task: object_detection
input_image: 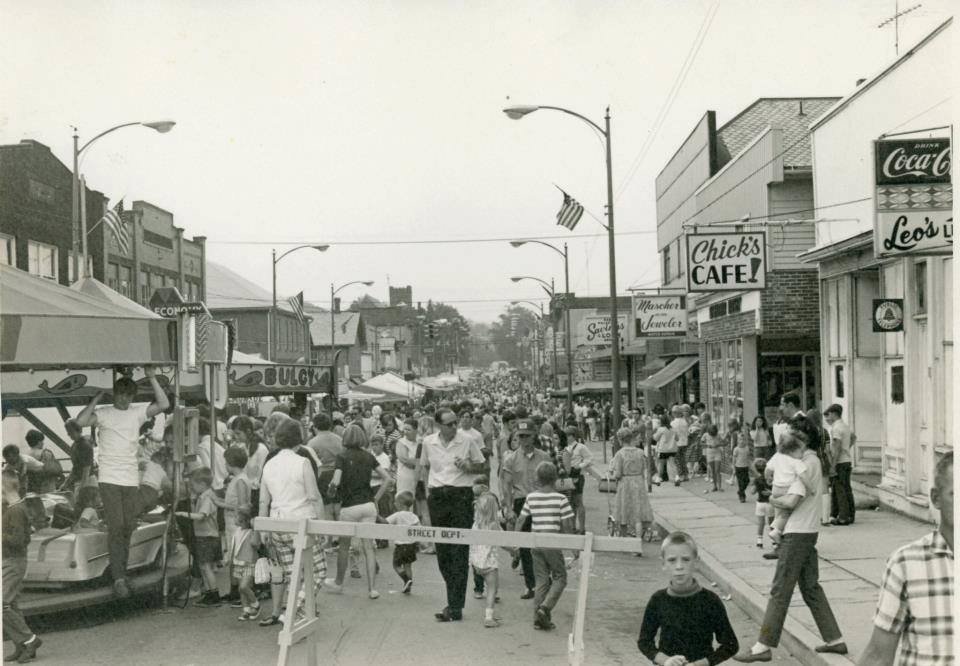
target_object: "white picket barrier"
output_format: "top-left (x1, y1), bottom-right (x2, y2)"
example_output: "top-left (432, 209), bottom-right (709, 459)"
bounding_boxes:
top-left (253, 517), bottom-right (649, 666)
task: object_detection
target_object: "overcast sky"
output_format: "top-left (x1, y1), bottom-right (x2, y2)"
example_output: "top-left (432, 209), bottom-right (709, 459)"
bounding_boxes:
top-left (2, 0), bottom-right (953, 322)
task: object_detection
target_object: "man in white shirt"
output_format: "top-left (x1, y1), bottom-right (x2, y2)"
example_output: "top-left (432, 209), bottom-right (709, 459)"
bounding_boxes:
top-left (823, 404), bottom-right (855, 525)
top-left (670, 406), bottom-right (690, 481)
top-left (76, 368), bottom-right (169, 598)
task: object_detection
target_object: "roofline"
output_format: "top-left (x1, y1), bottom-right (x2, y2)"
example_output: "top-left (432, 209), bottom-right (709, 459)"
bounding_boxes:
top-left (693, 127), bottom-right (776, 199)
top-left (132, 200), bottom-right (174, 216)
top-left (797, 230), bottom-right (873, 263)
top-left (717, 97), bottom-right (842, 135)
top-left (809, 18), bottom-right (952, 133)
top-left (655, 110), bottom-right (716, 181)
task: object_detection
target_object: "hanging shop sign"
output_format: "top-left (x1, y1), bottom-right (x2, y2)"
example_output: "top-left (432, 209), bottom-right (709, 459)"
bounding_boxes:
top-left (631, 294), bottom-right (688, 338)
top-left (874, 138), bottom-right (952, 257)
top-left (872, 299), bottom-right (904, 332)
top-left (228, 364), bottom-right (333, 395)
top-left (573, 313), bottom-right (628, 347)
top-left (685, 231), bottom-right (767, 292)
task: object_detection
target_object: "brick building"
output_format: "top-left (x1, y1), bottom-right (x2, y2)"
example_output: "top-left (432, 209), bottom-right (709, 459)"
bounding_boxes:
top-left (656, 98), bottom-right (840, 427)
top-left (0, 139), bottom-right (206, 305)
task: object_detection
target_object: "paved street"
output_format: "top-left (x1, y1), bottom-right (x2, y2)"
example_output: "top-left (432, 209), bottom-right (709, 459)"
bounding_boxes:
top-left (16, 476), bottom-right (805, 666)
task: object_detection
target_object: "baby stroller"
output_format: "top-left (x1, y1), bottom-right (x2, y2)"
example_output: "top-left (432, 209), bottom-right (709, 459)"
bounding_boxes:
top-left (603, 476), bottom-right (660, 542)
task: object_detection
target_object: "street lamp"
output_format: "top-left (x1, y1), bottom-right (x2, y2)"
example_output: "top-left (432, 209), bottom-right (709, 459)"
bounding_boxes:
top-left (330, 280), bottom-right (375, 415)
top-left (510, 300), bottom-right (548, 389)
top-left (510, 239), bottom-right (574, 413)
top-left (271, 244), bottom-right (330, 361)
top-left (503, 103), bottom-right (623, 430)
top-left (72, 120), bottom-right (176, 280)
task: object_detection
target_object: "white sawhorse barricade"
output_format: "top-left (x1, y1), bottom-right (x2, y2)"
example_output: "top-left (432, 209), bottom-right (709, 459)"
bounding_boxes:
top-left (254, 517), bottom-right (647, 666)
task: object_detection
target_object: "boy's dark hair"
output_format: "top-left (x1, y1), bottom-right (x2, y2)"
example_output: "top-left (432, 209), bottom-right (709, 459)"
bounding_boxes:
top-left (394, 491), bottom-right (415, 509)
top-left (753, 458), bottom-right (767, 474)
top-left (781, 394), bottom-right (801, 409)
top-left (660, 530), bottom-right (698, 558)
top-left (706, 423), bottom-right (719, 437)
top-left (312, 413), bottom-right (332, 431)
top-left (823, 404), bottom-right (843, 417)
top-left (224, 447), bottom-right (248, 469)
top-left (113, 376), bottom-right (138, 397)
top-left (934, 451), bottom-right (953, 489)
top-left (26, 429), bottom-right (45, 446)
top-left (535, 460), bottom-right (558, 486)
top-left (2, 444), bottom-right (20, 460)
top-left (189, 466), bottom-right (214, 488)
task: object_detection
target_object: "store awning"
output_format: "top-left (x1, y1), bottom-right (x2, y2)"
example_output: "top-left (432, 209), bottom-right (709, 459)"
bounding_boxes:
top-left (636, 356), bottom-right (698, 390)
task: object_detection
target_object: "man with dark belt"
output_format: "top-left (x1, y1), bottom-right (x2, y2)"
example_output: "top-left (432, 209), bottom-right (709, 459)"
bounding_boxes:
top-left (419, 406), bottom-right (487, 622)
top-left (502, 418), bottom-right (552, 600)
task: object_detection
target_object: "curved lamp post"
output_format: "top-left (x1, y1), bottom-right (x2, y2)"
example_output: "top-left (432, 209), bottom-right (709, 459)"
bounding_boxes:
top-left (503, 103), bottom-right (622, 430)
top-left (510, 276), bottom-right (560, 393)
top-left (510, 239), bottom-right (574, 412)
top-left (72, 120), bottom-right (176, 280)
top-left (330, 280), bottom-right (374, 415)
top-left (510, 299), bottom-right (547, 388)
top-left (271, 244), bottom-right (329, 361)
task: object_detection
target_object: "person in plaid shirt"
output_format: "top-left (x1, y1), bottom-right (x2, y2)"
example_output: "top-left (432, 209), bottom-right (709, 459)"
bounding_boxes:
top-left (858, 452), bottom-right (953, 666)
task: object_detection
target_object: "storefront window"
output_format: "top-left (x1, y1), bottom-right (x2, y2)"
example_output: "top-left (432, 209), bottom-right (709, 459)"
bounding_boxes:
top-left (706, 340), bottom-right (744, 427)
top-left (760, 353), bottom-right (820, 423)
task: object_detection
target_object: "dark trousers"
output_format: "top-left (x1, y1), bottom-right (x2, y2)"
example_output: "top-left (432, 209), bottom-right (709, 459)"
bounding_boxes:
top-left (2, 558), bottom-right (33, 644)
top-left (759, 533), bottom-right (842, 648)
top-left (735, 467), bottom-right (751, 500)
top-left (675, 446), bottom-right (687, 476)
top-left (428, 486), bottom-right (474, 612)
top-left (830, 462), bottom-right (856, 523)
top-left (99, 483), bottom-right (141, 582)
top-left (513, 497), bottom-right (536, 591)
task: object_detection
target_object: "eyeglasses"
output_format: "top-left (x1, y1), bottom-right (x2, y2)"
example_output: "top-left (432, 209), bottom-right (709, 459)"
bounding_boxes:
top-left (440, 420), bottom-right (458, 427)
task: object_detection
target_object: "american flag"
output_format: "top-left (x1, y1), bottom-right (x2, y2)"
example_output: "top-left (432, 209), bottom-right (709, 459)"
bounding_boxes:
top-left (101, 200), bottom-right (129, 254)
top-left (288, 291), bottom-right (305, 323)
top-left (556, 189), bottom-right (584, 230)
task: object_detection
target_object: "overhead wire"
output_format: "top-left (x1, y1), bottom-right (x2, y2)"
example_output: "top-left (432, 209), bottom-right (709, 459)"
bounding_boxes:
top-left (206, 229), bottom-right (654, 246)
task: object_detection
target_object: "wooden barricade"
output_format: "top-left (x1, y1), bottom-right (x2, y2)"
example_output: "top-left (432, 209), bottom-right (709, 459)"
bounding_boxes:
top-left (253, 517), bottom-right (647, 666)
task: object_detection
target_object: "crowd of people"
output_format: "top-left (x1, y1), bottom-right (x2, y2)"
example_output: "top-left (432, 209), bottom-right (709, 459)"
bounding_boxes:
top-left (1, 368), bottom-right (953, 665)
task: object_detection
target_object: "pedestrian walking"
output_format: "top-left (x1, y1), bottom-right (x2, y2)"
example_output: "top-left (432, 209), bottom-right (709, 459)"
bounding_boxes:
top-left (420, 407), bottom-right (487, 622)
top-left (470, 492), bottom-right (506, 628)
top-left (653, 414), bottom-right (680, 486)
top-left (175, 467), bottom-right (223, 607)
top-left (385, 491), bottom-right (420, 594)
top-left (733, 427), bottom-right (847, 662)
top-left (670, 406), bottom-right (690, 481)
top-left (608, 428), bottom-right (654, 546)
top-left (822, 404), bottom-right (855, 526)
top-left (2, 473), bottom-right (43, 664)
top-left (638, 531), bottom-right (738, 665)
top-left (751, 459), bottom-right (773, 549)
top-left (231, 511), bottom-right (262, 621)
top-left (733, 436), bottom-right (752, 502)
top-left (515, 461), bottom-right (575, 631)
top-left (701, 422), bottom-right (722, 492)
top-left (857, 452), bottom-right (952, 665)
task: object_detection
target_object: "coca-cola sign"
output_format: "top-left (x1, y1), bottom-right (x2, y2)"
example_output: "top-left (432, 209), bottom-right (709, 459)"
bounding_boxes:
top-left (875, 139), bottom-right (951, 185)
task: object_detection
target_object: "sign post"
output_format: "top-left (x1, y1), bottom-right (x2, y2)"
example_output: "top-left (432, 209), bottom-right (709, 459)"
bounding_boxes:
top-left (685, 230), bottom-right (767, 292)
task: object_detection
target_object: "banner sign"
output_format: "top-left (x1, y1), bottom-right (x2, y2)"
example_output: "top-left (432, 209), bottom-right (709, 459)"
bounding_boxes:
top-left (685, 231), bottom-right (766, 292)
top-left (229, 364), bottom-right (333, 395)
top-left (872, 299), bottom-right (904, 332)
top-left (632, 294), bottom-right (687, 338)
top-left (874, 138), bottom-right (952, 257)
top-left (574, 314), bottom-right (627, 347)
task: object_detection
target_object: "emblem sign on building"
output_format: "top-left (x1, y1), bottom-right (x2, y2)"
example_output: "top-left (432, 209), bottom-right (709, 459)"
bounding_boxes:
top-left (631, 294), bottom-right (688, 338)
top-left (685, 230), bottom-right (767, 292)
top-left (874, 138), bottom-right (952, 257)
top-left (872, 299), bottom-right (904, 333)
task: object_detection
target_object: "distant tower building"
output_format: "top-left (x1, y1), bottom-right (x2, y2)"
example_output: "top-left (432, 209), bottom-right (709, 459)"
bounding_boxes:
top-left (389, 285), bottom-right (412, 307)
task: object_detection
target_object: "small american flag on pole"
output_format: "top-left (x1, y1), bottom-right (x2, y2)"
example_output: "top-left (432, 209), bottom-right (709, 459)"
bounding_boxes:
top-left (556, 188), bottom-right (584, 231)
top-left (288, 291), bottom-right (305, 323)
top-left (100, 200), bottom-right (129, 254)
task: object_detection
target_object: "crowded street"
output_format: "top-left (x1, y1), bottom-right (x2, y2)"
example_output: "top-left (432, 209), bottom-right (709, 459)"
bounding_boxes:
top-left (1, 3), bottom-right (956, 666)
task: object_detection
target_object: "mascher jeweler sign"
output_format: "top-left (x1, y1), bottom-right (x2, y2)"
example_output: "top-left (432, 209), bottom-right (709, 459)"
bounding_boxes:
top-left (632, 294), bottom-right (688, 338)
top-left (874, 138), bottom-right (952, 257)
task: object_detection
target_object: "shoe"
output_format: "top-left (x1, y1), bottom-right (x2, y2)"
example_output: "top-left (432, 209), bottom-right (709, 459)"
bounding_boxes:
top-left (230, 599), bottom-right (244, 609)
top-left (4, 644), bottom-right (23, 663)
top-left (195, 592), bottom-right (222, 608)
top-left (242, 604), bottom-right (261, 621)
top-left (435, 607), bottom-right (463, 622)
top-left (258, 615), bottom-right (281, 627)
top-left (674, 481), bottom-right (681, 487)
top-left (739, 497), bottom-right (746, 503)
top-left (350, 570), bottom-right (362, 579)
top-left (484, 617), bottom-right (501, 628)
top-left (15, 638), bottom-right (40, 664)
top-left (324, 582), bottom-right (343, 594)
top-left (369, 590), bottom-right (380, 599)
top-left (520, 588), bottom-right (535, 600)
top-left (815, 643), bottom-right (848, 655)
top-left (474, 590), bottom-right (485, 599)
top-left (534, 607), bottom-right (555, 630)
top-left (402, 580), bottom-right (413, 594)
top-left (762, 552), bottom-right (780, 560)
top-left (755, 537), bottom-right (763, 548)
top-left (113, 578), bottom-right (131, 599)
top-left (733, 648), bottom-right (772, 662)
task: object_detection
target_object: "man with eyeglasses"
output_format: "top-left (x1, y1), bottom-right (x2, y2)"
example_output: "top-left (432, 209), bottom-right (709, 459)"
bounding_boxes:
top-left (420, 406), bottom-right (487, 622)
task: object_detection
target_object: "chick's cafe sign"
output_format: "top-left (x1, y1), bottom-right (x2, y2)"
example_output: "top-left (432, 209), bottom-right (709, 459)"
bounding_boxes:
top-left (875, 138), bottom-right (953, 257)
top-left (686, 231), bottom-right (767, 292)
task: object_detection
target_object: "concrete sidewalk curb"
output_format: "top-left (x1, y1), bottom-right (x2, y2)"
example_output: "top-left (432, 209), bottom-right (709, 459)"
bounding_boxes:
top-left (652, 508), bottom-right (855, 666)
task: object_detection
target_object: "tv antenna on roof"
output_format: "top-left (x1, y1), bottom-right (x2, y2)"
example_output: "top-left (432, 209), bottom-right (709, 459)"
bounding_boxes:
top-left (877, 2), bottom-right (922, 56)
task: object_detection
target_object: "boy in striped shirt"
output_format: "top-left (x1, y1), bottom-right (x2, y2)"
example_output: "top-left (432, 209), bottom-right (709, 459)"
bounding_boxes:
top-left (516, 461), bottom-right (575, 631)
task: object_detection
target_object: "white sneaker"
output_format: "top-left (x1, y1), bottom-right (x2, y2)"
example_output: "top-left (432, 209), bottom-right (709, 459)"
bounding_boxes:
top-left (324, 581), bottom-right (343, 594)
top-left (368, 590), bottom-right (380, 600)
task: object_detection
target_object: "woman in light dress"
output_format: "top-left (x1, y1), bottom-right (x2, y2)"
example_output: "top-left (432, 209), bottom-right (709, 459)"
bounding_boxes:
top-left (607, 428), bottom-right (655, 549)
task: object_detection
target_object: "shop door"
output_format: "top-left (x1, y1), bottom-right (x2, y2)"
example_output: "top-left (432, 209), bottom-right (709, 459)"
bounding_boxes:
top-left (907, 319), bottom-right (932, 497)
top-left (883, 360), bottom-right (907, 488)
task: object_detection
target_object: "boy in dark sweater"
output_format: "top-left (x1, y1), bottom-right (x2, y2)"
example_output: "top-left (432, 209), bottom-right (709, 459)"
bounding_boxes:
top-left (3, 472), bottom-right (43, 663)
top-left (638, 531), bottom-right (737, 665)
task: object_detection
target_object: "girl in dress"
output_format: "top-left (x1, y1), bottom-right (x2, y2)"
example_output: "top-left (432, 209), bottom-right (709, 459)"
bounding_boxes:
top-left (749, 416), bottom-right (773, 460)
top-left (469, 492), bottom-right (507, 628)
top-left (608, 428), bottom-right (655, 549)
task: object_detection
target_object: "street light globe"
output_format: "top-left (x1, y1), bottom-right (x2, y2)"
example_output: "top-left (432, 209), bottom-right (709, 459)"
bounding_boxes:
top-left (503, 106), bottom-right (540, 120)
top-left (142, 120), bottom-right (176, 133)
top-left (510, 277), bottom-right (523, 283)
top-left (509, 241), bottom-right (527, 248)
top-left (311, 244), bottom-right (330, 252)
top-left (362, 281), bottom-right (375, 286)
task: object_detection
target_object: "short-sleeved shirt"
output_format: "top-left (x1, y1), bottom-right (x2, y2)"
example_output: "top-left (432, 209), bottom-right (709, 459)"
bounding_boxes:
top-left (873, 531), bottom-right (954, 666)
top-left (307, 431), bottom-right (343, 470)
top-left (518, 490), bottom-right (574, 533)
top-left (783, 449), bottom-right (822, 535)
top-left (419, 431), bottom-right (485, 488)
top-left (95, 403), bottom-right (150, 486)
top-left (335, 448), bottom-right (379, 508)
top-left (671, 418), bottom-right (690, 448)
top-left (654, 427), bottom-right (678, 454)
top-left (503, 447), bottom-right (552, 499)
top-left (193, 488), bottom-right (219, 537)
top-left (370, 452), bottom-right (391, 488)
top-left (829, 419), bottom-right (853, 466)
top-left (386, 510), bottom-right (420, 545)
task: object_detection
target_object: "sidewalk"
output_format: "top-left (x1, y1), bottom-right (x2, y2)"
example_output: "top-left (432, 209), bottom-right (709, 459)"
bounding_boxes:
top-left (643, 473), bottom-right (931, 665)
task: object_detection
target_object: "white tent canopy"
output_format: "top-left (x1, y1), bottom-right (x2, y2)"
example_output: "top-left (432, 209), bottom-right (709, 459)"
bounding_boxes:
top-left (359, 371), bottom-right (425, 399)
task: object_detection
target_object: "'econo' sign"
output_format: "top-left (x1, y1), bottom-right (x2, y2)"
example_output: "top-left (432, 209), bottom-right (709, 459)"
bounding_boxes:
top-left (685, 231), bottom-right (766, 292)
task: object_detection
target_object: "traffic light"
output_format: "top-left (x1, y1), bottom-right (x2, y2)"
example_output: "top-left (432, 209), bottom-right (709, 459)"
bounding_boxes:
top-left (426, 322), bottom-right (437, 339)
